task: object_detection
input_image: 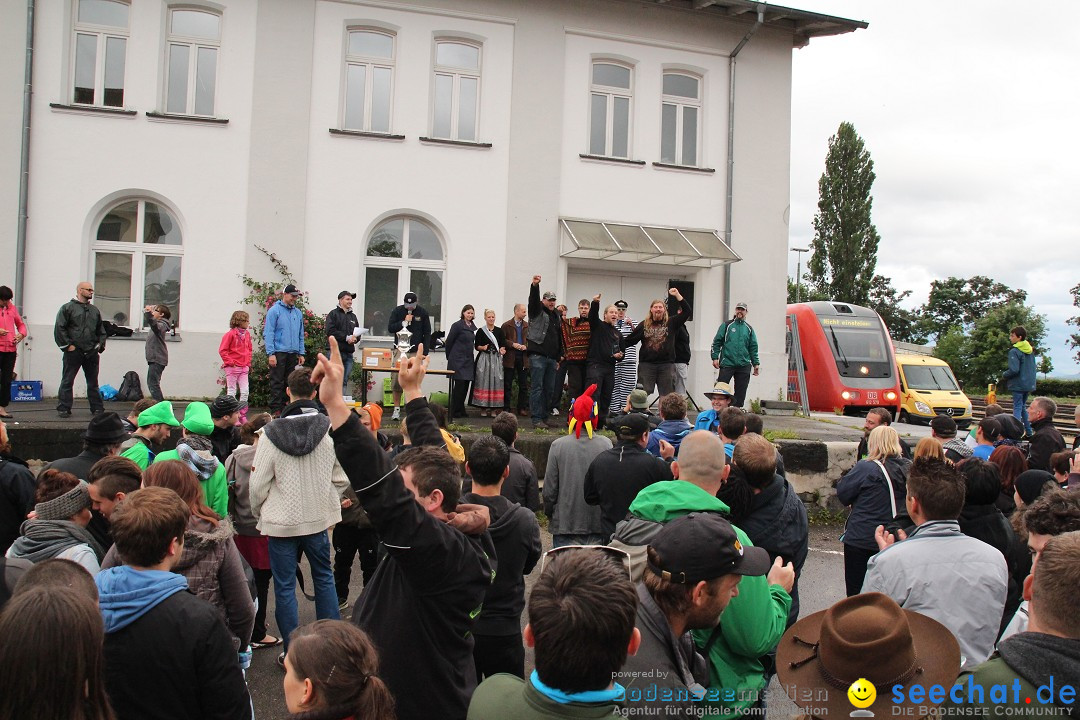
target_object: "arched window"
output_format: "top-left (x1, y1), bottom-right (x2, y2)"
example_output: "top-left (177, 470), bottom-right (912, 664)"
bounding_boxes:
top-left (72, 0), bottom-right (130, 107)
top-left (362, 217), bottom-right (445, 336)
top-left (343, 28), bottom-right (395, 133)
top-left (164, 7), bottom-right (222, 116)
top-left (432, 39), bottom-right (481, 142)
top-left (92, 199), bottom-right (183, 328)
top-left (661, 72), bottom-right (702, 166)
top-left (589, 60), bottom-right (633, 158)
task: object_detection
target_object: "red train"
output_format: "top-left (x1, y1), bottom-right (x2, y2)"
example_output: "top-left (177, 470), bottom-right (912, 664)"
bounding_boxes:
top-left (786, 301), bottom-right (901, 416)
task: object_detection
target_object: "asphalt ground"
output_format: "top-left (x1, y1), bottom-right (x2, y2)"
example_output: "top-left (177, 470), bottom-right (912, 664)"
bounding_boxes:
top-left (245, 525), bottom-right (847, 719)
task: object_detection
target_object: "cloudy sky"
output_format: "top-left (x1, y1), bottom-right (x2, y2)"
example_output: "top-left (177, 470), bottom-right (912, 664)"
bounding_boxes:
top-left (787, 0), bottom-right (1080, 374)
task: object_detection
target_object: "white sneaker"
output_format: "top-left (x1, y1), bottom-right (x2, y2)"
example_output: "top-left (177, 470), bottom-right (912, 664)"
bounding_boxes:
top-left (391, 406), bottom-right (401, 420)
top-left (550, 408), bottom-right (560, 416)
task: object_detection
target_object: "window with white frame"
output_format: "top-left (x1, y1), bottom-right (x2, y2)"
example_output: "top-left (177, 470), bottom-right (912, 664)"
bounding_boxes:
top-left (362, 217), bottom-right (445, 335)
top-left (92, 199), bottom-right (183, 329)
top-left (72, 0), bottom-right (130, 107)
top-left (164, 8), bottom-right (222, 116)
top-left (661, 72), bottom-right (702, 166)
top-left (344, 28), bottom-right (395, 133)
top-left (431, 40), bottom-right (481, 142)
top-left (589, 61), bottom-right (633, 158)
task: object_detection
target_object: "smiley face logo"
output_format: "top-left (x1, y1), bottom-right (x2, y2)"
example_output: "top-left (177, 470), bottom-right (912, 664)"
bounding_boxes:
top-left (847, 678), bottom-right (877, 709)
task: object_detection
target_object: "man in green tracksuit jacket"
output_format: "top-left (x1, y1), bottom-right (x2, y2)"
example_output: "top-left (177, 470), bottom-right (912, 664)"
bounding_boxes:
top-left (711, 303), bottom-right (759, 409)
top-left (609, 430), bottom-right (793, 717)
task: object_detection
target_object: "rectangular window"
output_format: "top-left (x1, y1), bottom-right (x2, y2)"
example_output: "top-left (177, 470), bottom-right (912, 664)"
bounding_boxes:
top-left (589, 62), bottom-right (633, 159)
top-left (344, 29), bottom-right (395, 133)
top-left (431, 40), bottom-right (481, 141)
top-left (660, 73), bottom-right (702, 166)
top-left (163, 8), bottom-right (221, 116)
top-left (363, 267), bottom-right (398, 333)
top-left (94, 252), bottom-right (133, 325)
top-left (72, 0), bottom-right (129, 107)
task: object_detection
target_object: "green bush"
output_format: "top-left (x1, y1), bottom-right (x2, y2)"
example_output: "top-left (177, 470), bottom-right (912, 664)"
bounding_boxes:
top-left (1035, 378), bottom-right (1080, 399)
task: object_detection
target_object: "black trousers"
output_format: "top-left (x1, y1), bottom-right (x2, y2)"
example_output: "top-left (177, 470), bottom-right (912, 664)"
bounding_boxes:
top-left (0, 352), bottom-right (15, 407)
top-left (333, 525), bottom-right (380, 603)
top-left (251, 567), bottom-right (272, 641)
top-left (586, 362), bottom-right (616, 429)
top-left (843, 544), bottom-right (877, 597)
top-left (451, 377), bottom-right (471, 414)
top-left (503, 360), bottom-right (529, 411)
top-left (269, 352), bottom-right (299, 413)
top-left (565, 362), bottom-right (588, 404)
top-left (58, 348), bottom-right (103, 413)
top-left (473, 632), bottom-right (525, 681)
top-left (717, 365), bottom-right (753, 408)
top-left (147, 362), bottom-right (165, 401)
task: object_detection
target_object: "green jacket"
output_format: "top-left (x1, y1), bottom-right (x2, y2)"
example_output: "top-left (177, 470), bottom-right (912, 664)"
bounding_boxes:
top-left (119, 439), bottom-right (152, 470)
top-left (711, 319), bottom-right (758, 368)
top-left (943, 657), bottom-right (1068, 720)
top-left (620, 480), bottom-right (791, 716)
top-left (153, 449), bottom-right (229, 519)
top-left (468, 674), bottom-right (621, 719)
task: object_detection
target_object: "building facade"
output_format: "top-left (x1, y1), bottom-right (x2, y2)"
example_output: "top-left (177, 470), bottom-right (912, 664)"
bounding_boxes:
top-left (1, 0), bottom-right (861, 401)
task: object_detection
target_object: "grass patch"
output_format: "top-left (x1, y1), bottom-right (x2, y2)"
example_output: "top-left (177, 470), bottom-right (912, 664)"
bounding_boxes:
top-left (764, 429), bottom-right (799, 441)
top-left (808, 507), bottom-right (848, 526)
top-left (535, 511), bottom-right (549, 530)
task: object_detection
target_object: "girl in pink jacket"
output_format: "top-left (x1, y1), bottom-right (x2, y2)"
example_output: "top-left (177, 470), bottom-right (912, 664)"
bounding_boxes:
top-left (219, 311), bottom-right (253, 421)
top-left (0, 286), bottom-right (28, 418)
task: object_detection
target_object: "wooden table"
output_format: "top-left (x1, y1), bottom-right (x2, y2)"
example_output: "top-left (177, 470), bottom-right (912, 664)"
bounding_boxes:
top-left (357, 367), bottom-right (459, 419)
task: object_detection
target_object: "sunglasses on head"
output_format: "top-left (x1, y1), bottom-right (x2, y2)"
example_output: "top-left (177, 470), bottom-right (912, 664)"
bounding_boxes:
top-left (540, 544), bottom-right (632, 578)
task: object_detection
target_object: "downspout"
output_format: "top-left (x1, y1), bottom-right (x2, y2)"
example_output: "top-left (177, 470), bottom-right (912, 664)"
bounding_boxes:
top-left (16, 0), bottom-right (35, 312)
top-left (723, 3), bottom-right (765, 321)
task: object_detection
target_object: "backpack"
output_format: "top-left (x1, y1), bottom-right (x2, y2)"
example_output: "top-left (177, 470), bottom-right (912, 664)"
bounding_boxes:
top-left (116, 371), bottom-right (144, 402)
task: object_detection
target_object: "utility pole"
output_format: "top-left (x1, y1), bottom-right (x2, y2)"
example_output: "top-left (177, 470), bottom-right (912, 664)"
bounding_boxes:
top-left (791, 247), bottom-right (809, 303)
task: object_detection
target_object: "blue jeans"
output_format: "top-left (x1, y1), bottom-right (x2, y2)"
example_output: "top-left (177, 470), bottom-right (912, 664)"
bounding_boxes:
top-left (529, 354), bottom-right (557, 424)
top-left (341, 353), bottom-right (355, 394)
top-left (1012, 391), bottom-right (1032, 435)
top-left (268, 532), bottom-right (340, 650)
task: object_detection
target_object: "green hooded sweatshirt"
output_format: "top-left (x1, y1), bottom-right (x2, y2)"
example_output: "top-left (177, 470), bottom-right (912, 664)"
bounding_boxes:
top-left (621, 480), bottom-right (792, 716)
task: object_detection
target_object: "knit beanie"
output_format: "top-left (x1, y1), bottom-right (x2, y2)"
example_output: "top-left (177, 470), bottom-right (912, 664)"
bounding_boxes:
top-left (210, 395), bottom-right (241, 419)
top-left (181, 402), bottom-right (215, 436)
top-left (364, 403), bottom-right (383, 431)
top-left (35, 480), bottom-right (92, 520)
top-left (138, 401), bottom-right (180, 428)
top-left (1015, 470), bottom-right (1056, 505)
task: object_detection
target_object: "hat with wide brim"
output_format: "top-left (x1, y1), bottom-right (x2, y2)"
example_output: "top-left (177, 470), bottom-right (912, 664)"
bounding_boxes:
top-left (84, 412), bottom-right (130, 444)
top-left (703, 381), bottom-right (735, 399)
top-left (776, 593), bottom-right (961, 719)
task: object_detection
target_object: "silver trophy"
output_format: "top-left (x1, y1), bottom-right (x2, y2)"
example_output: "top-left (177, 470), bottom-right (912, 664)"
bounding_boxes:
top-left (393, 326), bottom-right (413, 365)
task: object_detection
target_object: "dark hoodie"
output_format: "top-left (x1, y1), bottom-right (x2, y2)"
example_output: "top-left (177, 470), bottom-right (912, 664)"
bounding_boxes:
top-left (95, 566), bottom-right (250, 720)
top-left (330, 398), bottom-right (495, 720)
top-left (584, 440), bottom-right (673, 540)
top-left (461, 492), bottom-right (542, 636)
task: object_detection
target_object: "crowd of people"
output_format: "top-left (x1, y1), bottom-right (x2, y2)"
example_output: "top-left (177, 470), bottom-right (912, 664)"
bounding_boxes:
top-left (0, 283), bottom-right (1078, 719)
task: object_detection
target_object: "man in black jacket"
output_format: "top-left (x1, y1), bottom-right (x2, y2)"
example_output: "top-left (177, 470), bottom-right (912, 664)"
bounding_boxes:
top-left (623, 287), bottom-right (690, 398)
top-left (317, 339), bottom-right (494, 720)
top-left (325, 290), bottom-right (360, 393)
top-left (463, 435), bottom-right (542, 680)
top-left (387, 291), bottom-right (431, 420)
top-left (732, 432), bottom-right (808, 626)
top-left (586, 294), bottom-right (626, 429)
top-left (584, 413), bottom-right (674, 541)
top-left (54, 281), bottom-right (108, 418)
top-left (527, 276), bottom-right (563, 429)
top-left (490, 411), bottom-right (540, 511)
top-left (95, 486), bottom-right (250, 720)
top-left (1027, 397), bottom-right (1065, 472)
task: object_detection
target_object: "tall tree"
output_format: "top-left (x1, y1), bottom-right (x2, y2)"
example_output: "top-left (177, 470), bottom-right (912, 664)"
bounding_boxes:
top-left (1037, 355), bottom-right (1053, 379)
top-left (868, 274), bottom-right (920, 343)
top-left (917, 276), bottom-right (1027, 342)
top-left (807, 122), bottom-right (880, 305)
top-left (1068, 282), bottom-right (1080, 364)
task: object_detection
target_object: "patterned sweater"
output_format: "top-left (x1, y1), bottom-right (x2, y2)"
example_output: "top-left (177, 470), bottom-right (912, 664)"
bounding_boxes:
top-left (561, 317), bottom-right (591, 363)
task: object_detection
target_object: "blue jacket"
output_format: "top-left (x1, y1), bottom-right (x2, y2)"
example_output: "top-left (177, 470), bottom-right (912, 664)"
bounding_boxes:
top-left (264, 300), bottom-right (305, 355)
top-left (1003, 341), bottom-right (1036, 393)
top-left (836, 456), bottom-right (911, 551)
top-left (646, 419), bottom-right (693, 457)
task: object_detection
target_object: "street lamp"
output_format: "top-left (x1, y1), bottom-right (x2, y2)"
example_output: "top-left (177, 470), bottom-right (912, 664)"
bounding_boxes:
top-left (790, 247), bottom-right (809, 303)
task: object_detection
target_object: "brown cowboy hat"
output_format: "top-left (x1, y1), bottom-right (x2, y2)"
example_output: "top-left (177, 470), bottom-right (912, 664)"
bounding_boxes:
top-left (776, 593), bottom-right (961, 719)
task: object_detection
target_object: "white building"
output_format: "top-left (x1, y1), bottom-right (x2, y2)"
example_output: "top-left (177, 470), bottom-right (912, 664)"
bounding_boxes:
top-left (0, 0), bottom-right (863, 402)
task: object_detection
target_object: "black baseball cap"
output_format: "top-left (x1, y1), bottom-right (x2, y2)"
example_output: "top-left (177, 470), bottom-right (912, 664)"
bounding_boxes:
top-left (338, 290), bottom-right (357, 300)
top-left (613, 413), bottom-right (648, 439)
top-left (283, 283), bottom-right (301, 296)
top-left (403, 292), bottom-right (418, 306)
top-left (648, 512), bottom-right (771, 583)
top-left (614, 300), bottom-right (628, 309)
